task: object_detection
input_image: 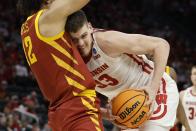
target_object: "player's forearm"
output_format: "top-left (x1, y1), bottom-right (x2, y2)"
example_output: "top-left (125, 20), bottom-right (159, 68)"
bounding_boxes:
top-left (184, 122), bottom-right (191, 131)
top-left (61, 0), bottom-right (90, 15)
top-left (150, 39), bottom-right (170, 90)
top-left (180, 118), bottom-right (191, 131)
top-left (45, 0), bottom-right (90, 20)
top-left (177, 99), bottom-right (191, 131)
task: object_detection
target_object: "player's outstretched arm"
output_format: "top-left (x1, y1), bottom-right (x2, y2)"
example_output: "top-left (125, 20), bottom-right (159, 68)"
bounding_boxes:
top-left (39, 0), bottom-right (90, 37)
top-left (43, 0), bottom-right (90, 21)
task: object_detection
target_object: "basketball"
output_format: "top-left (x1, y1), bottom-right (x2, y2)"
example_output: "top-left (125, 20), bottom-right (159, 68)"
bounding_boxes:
top-left (112, 89), bottom-right (150, 128)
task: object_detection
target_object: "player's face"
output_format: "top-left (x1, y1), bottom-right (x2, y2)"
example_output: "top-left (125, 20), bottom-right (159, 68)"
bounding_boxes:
top-left (191, 67), bottom-right (196, 86)
top-left (70, 23), bottom-right (93, 57)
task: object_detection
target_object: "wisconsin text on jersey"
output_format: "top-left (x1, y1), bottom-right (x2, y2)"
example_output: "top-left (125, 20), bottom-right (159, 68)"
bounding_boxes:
top-left (91, 63), bottom-right (109, 76)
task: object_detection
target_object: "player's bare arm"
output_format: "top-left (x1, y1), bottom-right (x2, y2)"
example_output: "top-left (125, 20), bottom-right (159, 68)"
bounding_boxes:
top-left (178, 91), bottom-right (191, 131)
top-left (39, 0), bottom-right (90, 37)
top-left (95, 31), bottom-right (170, 105)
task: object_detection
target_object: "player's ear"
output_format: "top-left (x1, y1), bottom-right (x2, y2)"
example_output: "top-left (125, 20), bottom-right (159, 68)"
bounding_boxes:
top-left (88, 22), bottom-right (93, 34)
top-left (88, 22), bottom-right (93, 29)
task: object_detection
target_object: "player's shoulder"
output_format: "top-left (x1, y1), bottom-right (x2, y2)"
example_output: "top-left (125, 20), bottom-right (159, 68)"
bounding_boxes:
top-left (180, 90), bottom-right (186, 96)
top-left (94, 29), bottom-right (128, 39)
top-left (179, 90), bottom-right (186, 101)
top-left (94, 29), bottom-right (116, 38)
top-left (22, 10), bottom-right (41, 28)
top-left (94, 30), bottom-right (131, 48)
top-left (179, 87), bottom-right (190, 99)
top-left (93, 30), bottom-right (115, 45)
top-left (21, 13), bottom-right (38, 36)
top-left (93, 29), bottom-right (125, 56)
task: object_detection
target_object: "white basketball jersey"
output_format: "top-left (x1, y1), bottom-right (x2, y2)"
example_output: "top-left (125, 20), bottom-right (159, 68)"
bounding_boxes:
top-left (88, 33), bottom-right (162, 99)
top-left (182, 87), bottom-right (196, 131)
top-left (86, 33), bottom-right (179, 127)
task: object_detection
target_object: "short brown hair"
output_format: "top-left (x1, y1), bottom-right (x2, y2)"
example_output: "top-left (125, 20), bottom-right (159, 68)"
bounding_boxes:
top-left (65, 10), bottom-right (88, 33)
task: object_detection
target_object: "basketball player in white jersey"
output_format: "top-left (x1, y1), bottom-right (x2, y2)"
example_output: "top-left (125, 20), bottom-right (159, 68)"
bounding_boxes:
top-left (165, 66), bottom-right (191, 131)
top-left (65, 10), bottom-right (179, 131)
top-left (179, 66), bottom-right (196, 131)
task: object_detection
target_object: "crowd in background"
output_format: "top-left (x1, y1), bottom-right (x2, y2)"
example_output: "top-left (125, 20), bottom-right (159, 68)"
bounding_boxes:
top-left (0, 0), bottom-right (195, 130)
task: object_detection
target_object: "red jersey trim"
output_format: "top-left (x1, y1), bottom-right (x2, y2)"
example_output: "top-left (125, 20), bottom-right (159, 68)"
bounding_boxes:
top-left (150, 78), bottom-right (167, 120)
top-left (126, 54), bottom-right (153, 74)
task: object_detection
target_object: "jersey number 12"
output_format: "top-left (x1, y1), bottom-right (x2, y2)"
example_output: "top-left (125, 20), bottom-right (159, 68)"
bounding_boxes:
top-left (23, 36), bottom-right (37, 65)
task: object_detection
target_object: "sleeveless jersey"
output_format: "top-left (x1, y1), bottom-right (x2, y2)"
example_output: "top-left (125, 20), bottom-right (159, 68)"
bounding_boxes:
top-left (88, 33), bottom-right (157, 99)
top-left (182, 87), bottom-right (196, 130)
top-left (86, 32), bottom-right (179, 126)
top-left (20, 10), bottom-right (95, 105)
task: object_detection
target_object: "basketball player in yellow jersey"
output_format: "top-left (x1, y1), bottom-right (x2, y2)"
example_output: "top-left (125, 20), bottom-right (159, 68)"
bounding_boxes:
top-left (17, 0), bottom-right (105, 130)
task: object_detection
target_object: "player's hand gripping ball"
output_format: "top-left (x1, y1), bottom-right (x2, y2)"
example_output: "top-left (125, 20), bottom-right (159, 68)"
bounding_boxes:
top-left (112, 89), bottom-right (150, 128)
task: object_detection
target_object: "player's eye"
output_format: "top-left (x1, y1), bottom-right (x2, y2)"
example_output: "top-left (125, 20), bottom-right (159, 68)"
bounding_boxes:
top-left (81, 33), bottom-right (87, 39)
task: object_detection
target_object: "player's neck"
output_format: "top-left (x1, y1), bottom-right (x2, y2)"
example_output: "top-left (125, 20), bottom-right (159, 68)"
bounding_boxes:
top-left (191, 86), bottom-right (196, 94)
top-left (83, 51), bottom-right (92, 63)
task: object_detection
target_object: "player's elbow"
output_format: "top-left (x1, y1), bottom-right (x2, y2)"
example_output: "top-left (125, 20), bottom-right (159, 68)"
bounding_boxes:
top-left (157, 38), bottom-right (170, 53)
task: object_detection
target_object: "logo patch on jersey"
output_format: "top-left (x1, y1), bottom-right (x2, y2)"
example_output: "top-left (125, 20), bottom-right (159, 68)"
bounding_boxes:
top-left (92, 48), bottom-right (97, 54)
top-left (92, 48), bottom-right (101, 60)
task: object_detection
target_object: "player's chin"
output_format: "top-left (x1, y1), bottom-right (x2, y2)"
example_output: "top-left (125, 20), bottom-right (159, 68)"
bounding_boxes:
top-left (78, 49), bottom-right (85, 56)
top-left (83, 51), bottom-right (90, 57)
top-left (81, 52), bottom-right (88, 58)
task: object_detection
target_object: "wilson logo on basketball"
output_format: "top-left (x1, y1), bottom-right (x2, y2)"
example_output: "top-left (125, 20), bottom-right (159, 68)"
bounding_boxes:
top-left (131, 111), bottom-right (146, 125)
top-left (119, 101), bottom-right (141, 120)
top-left (112, 89), bottom-right (150, 128)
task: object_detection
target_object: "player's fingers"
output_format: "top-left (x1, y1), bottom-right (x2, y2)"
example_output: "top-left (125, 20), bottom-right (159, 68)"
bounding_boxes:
top-left (106, 100), bottom-right (112, 112)
top-left (143, 89), bottom-right (149, 95)
top-left (109, 115), bottom-right (120, 121)
top-left (144, 99), bottom-right (152, 106)
top-left (147, 102), bottom-right (155, 117)
top-left (118, 125), bottom-right (128, 130)
top-left (134, 88), bottom-right (146, 94)
top-left (147, 109), bottom-right (153, 118)
top-left (106, 102), bottom-right (118, 121)
top-left (113, 115), bottom-right (120, 119)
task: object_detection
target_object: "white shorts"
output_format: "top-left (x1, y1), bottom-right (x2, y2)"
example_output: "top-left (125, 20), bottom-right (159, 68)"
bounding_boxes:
top-left (148, 73), bottom-right (179, 127)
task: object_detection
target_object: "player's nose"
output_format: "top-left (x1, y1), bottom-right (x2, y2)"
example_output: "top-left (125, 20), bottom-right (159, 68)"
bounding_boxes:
top-left (78, 39), bottom-right (85, 47)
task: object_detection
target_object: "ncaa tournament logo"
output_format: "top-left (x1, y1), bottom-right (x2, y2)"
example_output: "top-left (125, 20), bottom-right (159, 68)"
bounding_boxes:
top-left (92, 48), bottom-right (100, 60)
